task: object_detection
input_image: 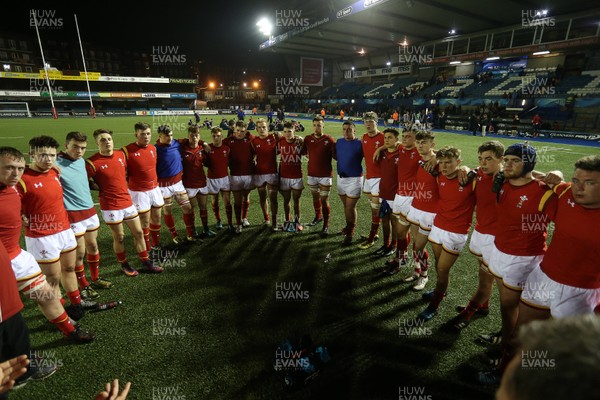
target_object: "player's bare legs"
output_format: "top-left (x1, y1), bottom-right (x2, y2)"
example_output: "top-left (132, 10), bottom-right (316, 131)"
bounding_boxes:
top-left (401, 223), bottom-right (430, 290)
top-left (338, 194), bottom-right (359, 244)
top-left (59, 248), bottom-right (79, 300)
top-left (281, 189), bottom-right (292, 224)
top-left (268, 183), bottom-right (279, 229)
top-left (417, 243), bottom-right (458, 321)
top-left (220, 191), bottom-right (233, 229)
top-left (174, 191), bottom-right (195, 241)
top-left (232, 190), bottom-right (244, 232)
top-left (359, 192), bottom-right (381, 247)
top-left (39, 261), bottom-right (63, 305)
top-left (292, 188), bottom-right (303, 229)
top-left (319, 184), bottom-right (331, 234)
top-left (257, 184), bottom-right (269, 224)
top-left (241, 190), bottom-right (252, 227)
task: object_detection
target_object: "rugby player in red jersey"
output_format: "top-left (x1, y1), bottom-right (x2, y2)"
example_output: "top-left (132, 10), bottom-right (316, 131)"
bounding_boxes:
top-left (86, 129), bottom-right (163, 276)
top-left (0, 146), bottom-right (95, 342)
top-left (478, 143), bottom-right (557, 384)
top-left (18, 136), bottom-right (92, 321)
top-left (373, 129), bottom-right (400, 257)
top-left (223, 121), bottom-right (256, 234)
top-left (205, 127), bottom-right (233, 231)
top-left (278, 122), bottom-right (304, 232)
top-left (385, 128), bottom-right (420, 265)
top-left (122, 122), bottom-right (163, 254)
top-left (179, 124), bottom-right (214, 238)
top-left (358, 112), bottom-right (385, 248)
top-left (449, 141), bottom-right (505, 330)
top-left (400, 131), bottom-right (438, 290)
top-left (518, 155), bottom-right (600, 322)
top-left (302, 116), bottom-right (336, 235)
top-left (493, 156), bottom-right (599, 386)
top-left (251, 118), bottom-right (279, 228)
top-left (417, 146), bottom-right (476, 322)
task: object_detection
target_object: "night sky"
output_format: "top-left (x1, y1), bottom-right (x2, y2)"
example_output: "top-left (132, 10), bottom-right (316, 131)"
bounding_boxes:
top-left (4, 0), bottom-right (311, 70)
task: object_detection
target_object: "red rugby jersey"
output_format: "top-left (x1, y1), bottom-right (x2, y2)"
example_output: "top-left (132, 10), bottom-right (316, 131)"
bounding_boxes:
top-left (397, 146), bottom-right (421, 196)
top-left (362, 132), bottom-right (384, 179)
top-left (179, 139), bottom-right (207, 189)
top-left (223, 132), bottom-right (255, 176)
top-left (377, 148), bottom-right (399, 201)
top-left (0, 185), bottom-right (23, 259)
top-left (86, 150), bottom-right (132, 211)
top-left (0, 240), bottom-right (23, 322)
top-left (122, 142), bottom-right (158, 191)
top-left (473, 169), bottom-right (498, 235)
top-left (411, 161), bottom-right (439, 213)
top-left (252, 134), bottom-right (278, 175)
top-left (301, 133), bottom-right (335, 178)
top-left (205, 144), bottom-right (230, 179)
top-left (494, 179), bottom-right (555, 256)
top-left (433, 174), bottom-right (476, 234)
top-left (17, 168), bottom-right (71, 238)
top-left (278, 138), bottom-right (303, 179)
top-left (541, 182), bottom-right (600, 289)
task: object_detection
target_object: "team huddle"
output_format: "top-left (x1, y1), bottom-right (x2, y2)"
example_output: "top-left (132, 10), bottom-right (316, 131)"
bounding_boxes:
top-left (0, 112), bottom-right (599, 390)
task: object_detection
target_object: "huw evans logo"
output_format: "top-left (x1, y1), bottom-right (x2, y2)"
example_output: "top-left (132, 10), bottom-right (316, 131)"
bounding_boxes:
top-left (399, 46), bottom-right (433, 65)
top-left (152, 46), bottom-right (187, 65)
top-left (30, 10), bottom-right (63, 29)
top-left (275, 78), bottom-right (310, 96)
top-left (30, 78), bottom-right (64, 96)
top-left (521, 76), bottom-right (555, 96)
top-left (275, 10), bottom-right (310, 27)
top-left (275, 281), bottom-right (309, 301)
top-left (522, 10), bottom-right (555, 27)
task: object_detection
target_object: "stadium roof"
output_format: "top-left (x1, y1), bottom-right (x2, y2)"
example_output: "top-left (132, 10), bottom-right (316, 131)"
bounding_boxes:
top-left (258, 0), bottom-right (600, 60)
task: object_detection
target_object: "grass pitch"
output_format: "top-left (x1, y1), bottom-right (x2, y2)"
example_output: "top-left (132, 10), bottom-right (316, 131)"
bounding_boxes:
top-left (3, 115), bottom-right (599, 400)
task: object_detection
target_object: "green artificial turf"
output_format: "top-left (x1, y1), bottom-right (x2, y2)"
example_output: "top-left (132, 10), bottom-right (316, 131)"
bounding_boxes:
top-left (2, 115), bottom-right (599, 399)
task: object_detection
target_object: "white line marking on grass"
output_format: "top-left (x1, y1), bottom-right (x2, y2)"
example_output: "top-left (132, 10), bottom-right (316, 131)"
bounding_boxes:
top-left (0, 136), bottom-right (24, 139)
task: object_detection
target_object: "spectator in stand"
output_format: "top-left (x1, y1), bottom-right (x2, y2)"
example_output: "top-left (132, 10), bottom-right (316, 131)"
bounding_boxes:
top-left (511, 114), bottom-right (520, 137)
top-left (532, 114), bottom-right (542, 138)
top-left (392, 110), bottom-right (399, 127)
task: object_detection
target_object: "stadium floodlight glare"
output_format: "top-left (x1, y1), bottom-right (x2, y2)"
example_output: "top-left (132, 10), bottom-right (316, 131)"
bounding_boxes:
top-left (449, 29), bottom-right (456, 34)
top-left (486, 56), bottom-right (500, 61)
top-left (351, 66), bottom-right (355, 70)
top-left (253, 81), bottom-right (259, 88)
top-left (449, 61), bottom-right (461, 64)
top-left (209, 82), bottom-right (215, 89)
top-left (256, 18), bottom-right (272, 36)
top-left (2, 64), bottom-right (9, 71)
top-left (533, 51), bottom-right (550, 55)
top-left (386, 61), bottom-right (391, 66)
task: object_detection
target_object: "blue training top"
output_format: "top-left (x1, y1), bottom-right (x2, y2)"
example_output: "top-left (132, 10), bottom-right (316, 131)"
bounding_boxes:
top-left (56, 153), bottom-right (95, 211)
top-left (335, 138), bottom-right (363, 178)
top-left (155, 140), bottom-right (183, 179)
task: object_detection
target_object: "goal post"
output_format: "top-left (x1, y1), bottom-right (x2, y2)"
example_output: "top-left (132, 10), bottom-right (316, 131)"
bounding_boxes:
top-left (0, 102), bottom-right (32, 117)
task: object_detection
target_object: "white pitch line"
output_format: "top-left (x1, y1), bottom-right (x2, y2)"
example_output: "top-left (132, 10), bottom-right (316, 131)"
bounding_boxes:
top-left (0, 136), bottom-right (25, 139)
